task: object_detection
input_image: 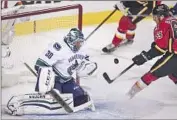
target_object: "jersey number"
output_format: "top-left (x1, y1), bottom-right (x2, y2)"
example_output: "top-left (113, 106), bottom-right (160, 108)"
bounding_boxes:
top-left (172, 21), bottom-right (177, 39)
top-left (67, 60), bottom-right (79, 75)
top-left (45, 50), bottom-right (53, 59)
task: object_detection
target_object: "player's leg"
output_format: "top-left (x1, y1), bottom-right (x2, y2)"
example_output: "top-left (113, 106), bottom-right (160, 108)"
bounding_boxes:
top-left (127, 53), bottom-right (177, 99)
top-left (168, 55), bottom-right (177, 84)
top-left (102, 16), bottom-right (134, 53)
top-left (168, 73), bottom-right (177, 85)
top-left (124, 2), bottom-right (154, 45)
top-left (54, 78), bottom-right (95, 111)
top-left (169, 73), bottom-right (177, 84)
top-left (35, 65), bottom-right (95, 112)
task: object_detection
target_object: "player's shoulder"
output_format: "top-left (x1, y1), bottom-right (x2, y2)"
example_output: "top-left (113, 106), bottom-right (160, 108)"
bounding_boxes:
top-left (52, 42), bottom-right (62, 51)
top-left (45, 41), bottom-right (62, 53)
top-left (163, 16), bottom-right (177, 24)
top-left (159, 17), bottom-right (173, 28)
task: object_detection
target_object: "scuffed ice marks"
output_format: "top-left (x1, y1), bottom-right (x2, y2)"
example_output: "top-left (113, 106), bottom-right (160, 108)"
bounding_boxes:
top-left (19, 97), bottom-right (164, 119)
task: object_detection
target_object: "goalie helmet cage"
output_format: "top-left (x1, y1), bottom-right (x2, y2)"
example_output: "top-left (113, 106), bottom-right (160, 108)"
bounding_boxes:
top-left (1, 4), bottom-right (83, 35)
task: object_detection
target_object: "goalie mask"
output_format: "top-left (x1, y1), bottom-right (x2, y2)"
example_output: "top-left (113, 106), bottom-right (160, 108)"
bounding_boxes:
top-left (64, 28), bottom-right (85, 52)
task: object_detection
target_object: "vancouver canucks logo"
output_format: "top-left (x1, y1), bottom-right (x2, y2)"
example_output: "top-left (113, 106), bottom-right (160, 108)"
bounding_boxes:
top-left (53, 42), bottom-right (61, 51)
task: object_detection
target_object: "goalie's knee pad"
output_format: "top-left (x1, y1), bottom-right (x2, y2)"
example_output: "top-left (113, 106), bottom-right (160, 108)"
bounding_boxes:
top-left (35, 67), bottom-right (55, 93)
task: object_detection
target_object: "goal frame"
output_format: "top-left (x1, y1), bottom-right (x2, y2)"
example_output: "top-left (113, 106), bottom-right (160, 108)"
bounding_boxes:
top-left (1, 4), bottom-right (83, 31)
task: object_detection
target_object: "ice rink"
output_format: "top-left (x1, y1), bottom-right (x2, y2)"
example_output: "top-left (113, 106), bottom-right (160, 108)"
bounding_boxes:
top-left (2, 20), bottom-right (177, 119)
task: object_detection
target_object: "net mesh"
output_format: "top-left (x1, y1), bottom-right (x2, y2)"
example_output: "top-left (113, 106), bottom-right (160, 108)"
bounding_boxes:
top-left (2, 4), bottom-right (82, 36)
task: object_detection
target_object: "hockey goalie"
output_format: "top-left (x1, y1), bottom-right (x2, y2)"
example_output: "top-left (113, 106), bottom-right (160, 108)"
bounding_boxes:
top-left (5, 28), bottom-right (97, 115)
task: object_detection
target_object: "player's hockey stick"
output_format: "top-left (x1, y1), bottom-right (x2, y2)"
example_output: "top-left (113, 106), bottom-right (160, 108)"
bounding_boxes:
top-left (85, 9), bottom-right (117, 40)
top-left (23, 62), bottom-right (74, 113)
top-left (49, 89), bottom-right (73, 113)
top-left (103, 63), bottom-right (135, 84)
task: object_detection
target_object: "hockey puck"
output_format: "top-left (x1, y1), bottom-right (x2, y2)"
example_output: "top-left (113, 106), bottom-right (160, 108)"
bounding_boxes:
top-left (114, 58), bottom-right (119, 64)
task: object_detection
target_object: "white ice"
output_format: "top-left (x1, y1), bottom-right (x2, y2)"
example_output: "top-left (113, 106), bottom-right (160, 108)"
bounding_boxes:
top-left (2, 20), bottom-right (177, 119)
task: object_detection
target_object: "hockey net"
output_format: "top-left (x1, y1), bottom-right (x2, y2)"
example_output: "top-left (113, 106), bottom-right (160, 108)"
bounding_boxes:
top-left (1, 4), bottom-right (83, 87)
top-left (2, 4), bottom-right (82, 35)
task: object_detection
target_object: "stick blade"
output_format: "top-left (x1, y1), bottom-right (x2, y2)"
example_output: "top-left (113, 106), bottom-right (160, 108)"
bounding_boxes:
top-left (103, 72), bottom-right (114, 84)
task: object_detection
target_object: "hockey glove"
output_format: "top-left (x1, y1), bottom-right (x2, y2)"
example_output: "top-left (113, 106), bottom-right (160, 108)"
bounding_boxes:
top-left (132, 51), bottom-right (151, 66)
top-left (114, 2), bottom-right (125, 11)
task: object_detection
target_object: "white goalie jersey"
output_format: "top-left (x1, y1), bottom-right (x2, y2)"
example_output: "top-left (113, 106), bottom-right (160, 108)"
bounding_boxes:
top-left (37, 40), bottom-right (97, 81)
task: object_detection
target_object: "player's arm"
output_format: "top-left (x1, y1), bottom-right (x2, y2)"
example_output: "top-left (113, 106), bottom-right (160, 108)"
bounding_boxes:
top-left (35, 42), bottom-right (62, 71)
top-left (132, 23), bottom-right (169, 66)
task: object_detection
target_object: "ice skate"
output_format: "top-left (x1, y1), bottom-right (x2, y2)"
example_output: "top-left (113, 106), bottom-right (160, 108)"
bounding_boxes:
top-left (126, 80), bottom-right (147, 99)
top-left (102, 39), bottom-right (133, 53)
top-left (102, 43), bottom-right (116, 53)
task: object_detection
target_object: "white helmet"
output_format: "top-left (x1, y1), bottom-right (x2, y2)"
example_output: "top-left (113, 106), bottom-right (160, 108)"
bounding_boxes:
top-left (64, 28), bottom-right (85, 52)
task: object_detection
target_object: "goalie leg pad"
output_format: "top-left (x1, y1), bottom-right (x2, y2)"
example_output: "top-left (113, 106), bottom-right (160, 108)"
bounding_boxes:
top-left (6, 92), bottom-right (73, 115)
top-left (35, 67), bottom-right (55, 93)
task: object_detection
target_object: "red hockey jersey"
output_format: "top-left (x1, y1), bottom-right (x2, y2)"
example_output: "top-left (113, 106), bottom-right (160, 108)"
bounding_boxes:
top-left (154, 16), bottom-right (177, 54)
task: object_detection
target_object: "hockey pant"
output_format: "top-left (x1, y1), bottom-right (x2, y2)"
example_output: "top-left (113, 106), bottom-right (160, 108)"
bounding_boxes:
top-left (127, 53), bottom-right (177, 99)
top-left (53, 78), bottom-right (91, 107)
top-left (112, 2), bottom-right (154, 47)
top-left (112, 16), bottom-right (136, 47)
top-left (34, 62), bottom-right (92, 107)
top-left (34, 69), bottom-right (91, 107)
top-left (141, 52), bottom-right (177, 85)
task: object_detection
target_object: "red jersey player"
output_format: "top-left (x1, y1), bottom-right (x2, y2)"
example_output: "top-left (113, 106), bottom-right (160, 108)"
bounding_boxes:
top-left (126, 4), bottom-right (177, 99)
top-left (102, 1), bottom-right (161, 53)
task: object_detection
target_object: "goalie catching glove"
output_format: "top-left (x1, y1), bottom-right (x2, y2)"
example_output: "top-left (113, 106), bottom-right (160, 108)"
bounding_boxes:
top-left (76, 60), bottom-right (97, 78)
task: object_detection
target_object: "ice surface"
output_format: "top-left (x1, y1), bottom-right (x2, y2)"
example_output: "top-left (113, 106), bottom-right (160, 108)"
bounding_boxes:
top-left (2, 21), bottom-right (177, 119)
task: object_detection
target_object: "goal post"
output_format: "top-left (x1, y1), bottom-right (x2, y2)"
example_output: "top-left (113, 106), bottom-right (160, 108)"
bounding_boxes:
top-left (2, 4), bottom-right (83, 36)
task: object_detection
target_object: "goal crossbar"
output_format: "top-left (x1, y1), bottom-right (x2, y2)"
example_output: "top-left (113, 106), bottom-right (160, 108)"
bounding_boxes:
top-left (1, 4), bottom-right (83, 31)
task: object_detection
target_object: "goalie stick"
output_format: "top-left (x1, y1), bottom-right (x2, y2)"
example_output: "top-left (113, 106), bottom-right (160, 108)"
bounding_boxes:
top-left (23, 62), bottom-right (74, 113)
top-left (103, 63), bottom-right (135, 84)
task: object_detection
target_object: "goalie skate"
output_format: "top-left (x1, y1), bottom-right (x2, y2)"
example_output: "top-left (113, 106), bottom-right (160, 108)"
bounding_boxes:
top-left (102, 39), bottom-right (133, 53)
